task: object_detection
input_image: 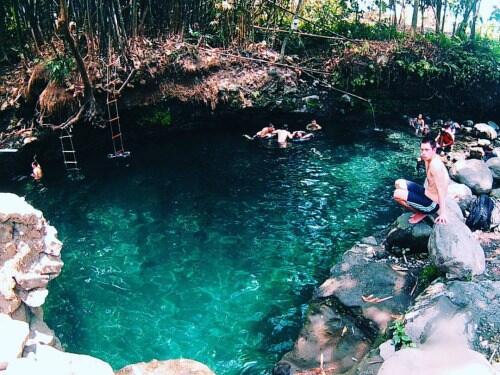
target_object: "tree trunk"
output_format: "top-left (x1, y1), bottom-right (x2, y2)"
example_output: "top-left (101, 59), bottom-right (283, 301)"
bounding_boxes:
top-left (435, 0), bottom-right (442, 33)
top-left (57, 0), bottom-right (95, 119)
top-left (470, 0), bottom-right (481, 40)
top-left (279, 0), bottom-right (303, 62)
top-left (441, 0), bottom-right (448, 32)
top-left (411, 0), bottom-right (419, 34)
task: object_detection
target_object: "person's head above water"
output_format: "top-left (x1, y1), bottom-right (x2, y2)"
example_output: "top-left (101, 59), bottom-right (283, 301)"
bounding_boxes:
top-left (420, 135), bottom-right (437, 162)
top-left (418, 114), bottom-right (423, 119)
top-left (268, 123), bottom-right (275, 129)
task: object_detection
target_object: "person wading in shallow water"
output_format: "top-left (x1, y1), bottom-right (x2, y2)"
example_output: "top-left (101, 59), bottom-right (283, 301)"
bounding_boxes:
top-left (31, 161), bottom-right (43, 180)
top-left (393, 136), bottom-right (449, 224)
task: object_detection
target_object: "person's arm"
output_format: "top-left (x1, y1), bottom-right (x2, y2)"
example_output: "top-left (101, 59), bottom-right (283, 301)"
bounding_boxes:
top-left (432, 162), bottom-right (448, 224)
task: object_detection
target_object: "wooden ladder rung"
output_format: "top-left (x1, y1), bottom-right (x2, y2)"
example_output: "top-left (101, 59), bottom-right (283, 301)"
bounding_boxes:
top-left (112, 133), bottom-right (122, 140)
top-left (107, 99), bottom-right (118, 104)
top-left (59, 135), bottom-right (72, 139)
top-left (65, 161), bottom-right (78, 164)
top-left (109, 116), bottom-right (120, 122)
top-left (63, 150), bottom-right (75, 153)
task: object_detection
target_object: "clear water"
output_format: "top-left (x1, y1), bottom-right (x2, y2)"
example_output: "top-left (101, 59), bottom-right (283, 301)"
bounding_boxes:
top-left (1, 123), bottom-right (419, 374)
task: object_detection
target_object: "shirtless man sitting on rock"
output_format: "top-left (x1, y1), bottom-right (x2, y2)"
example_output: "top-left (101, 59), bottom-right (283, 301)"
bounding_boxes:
top-left (393, 136), bottom-right (448, 224)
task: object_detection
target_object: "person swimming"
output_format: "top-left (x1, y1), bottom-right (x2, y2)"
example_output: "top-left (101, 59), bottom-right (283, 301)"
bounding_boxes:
top-left (272, 125), bottom-right (293, 147)
top-left (31, 156), bottom-right (43, 181)
top-left (292, 130), bottom-right (314, 141)
top-left (243, 123), bottom-right (276, 140)
top-left (306, 119), bottom-right (322, 131)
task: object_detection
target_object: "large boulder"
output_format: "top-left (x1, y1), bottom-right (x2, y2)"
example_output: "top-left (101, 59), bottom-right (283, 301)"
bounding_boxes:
top-left (404, 280), bottom-right (500, 352)
top-left (474, 123), bottom-right (497, 140)
top-left (450, 159), bottom-right (493, 194)
top-left (486, 157), bottom-right (500, 180)
top-left (315, 259), bottom-right (416, 334)
top-left (378, 345), bottom-right (494, 375)
top-left (385, 213), bottom-right (433, 255)
top-left (0, 314), bottom-right (29, 370)
top-left (5, 344), bottom-right (114, 375)
top-left (280, 302), bottom-right (371, 374)
top-left (280, 243), bottom-right (417, 374)
top-left (116, 359), bottom-right (216, 375)
top-left (428, 216), bottom-right (485, 279)
top-left (448, 182), bottom-right (474, 212)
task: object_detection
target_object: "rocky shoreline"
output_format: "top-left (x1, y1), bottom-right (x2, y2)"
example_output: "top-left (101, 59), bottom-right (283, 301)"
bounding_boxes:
top-left (1, 122), bottom-right (499, 375)
top-left (275, 122), bottom-right (500, 375)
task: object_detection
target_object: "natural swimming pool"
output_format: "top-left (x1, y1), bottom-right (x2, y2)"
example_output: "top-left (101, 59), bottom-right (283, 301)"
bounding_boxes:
top-left (1, 121), bottom-right (420, 374)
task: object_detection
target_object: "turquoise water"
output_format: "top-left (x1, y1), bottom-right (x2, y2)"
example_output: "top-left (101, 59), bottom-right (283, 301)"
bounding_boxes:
top-left (1, 124), bottom-right (419, 374)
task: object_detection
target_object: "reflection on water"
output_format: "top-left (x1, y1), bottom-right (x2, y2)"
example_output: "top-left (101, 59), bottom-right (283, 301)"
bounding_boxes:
top-left (0, 124), bottom-right (420, 374)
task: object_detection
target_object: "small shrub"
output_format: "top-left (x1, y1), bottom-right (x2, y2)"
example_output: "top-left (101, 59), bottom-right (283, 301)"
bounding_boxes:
top-left (420, 264), bottom-right (442, 286)
top-left (45, 56), bottom-right (75, 85)
top-left (390, 320), bottom-right (416, 350)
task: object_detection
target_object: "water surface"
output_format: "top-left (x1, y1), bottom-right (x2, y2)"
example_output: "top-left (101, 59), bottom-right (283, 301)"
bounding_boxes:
top-left (1, 122), bottom-right (419, 374)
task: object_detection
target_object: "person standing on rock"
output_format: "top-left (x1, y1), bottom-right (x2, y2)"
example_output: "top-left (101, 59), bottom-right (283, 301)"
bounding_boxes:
top-left (393, 136), bottom-right (449, 224)
top-left (31, 156), bottom-right (43, 181)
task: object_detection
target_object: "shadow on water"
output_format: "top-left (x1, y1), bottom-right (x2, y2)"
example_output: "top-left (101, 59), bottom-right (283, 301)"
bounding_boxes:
top-left (0, 116), bottom-right (423, 374)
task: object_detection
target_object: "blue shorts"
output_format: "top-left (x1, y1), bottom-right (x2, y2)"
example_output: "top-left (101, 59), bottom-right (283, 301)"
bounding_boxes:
top-left (405, 180), bottom-right (439, 214)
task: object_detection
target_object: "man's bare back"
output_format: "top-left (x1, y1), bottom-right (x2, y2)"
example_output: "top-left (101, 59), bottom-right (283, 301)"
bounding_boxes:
top-left (273, 129), bottom-right (293, 144)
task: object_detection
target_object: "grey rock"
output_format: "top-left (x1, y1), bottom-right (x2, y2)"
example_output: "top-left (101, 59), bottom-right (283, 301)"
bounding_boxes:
top-left (475, 123), bottom-right (498, 140)
top-left (448, 182), bottom-right (474, 212)
top-left (377, 345), bottom-right (494, 375)
top-left (0, 314), bottom-right (29, 370)
top-left (404, 280), bottom-right (500, 351)
top-left (385, 213), bottom-right (433, 255)
top-left (486, 157), bottom-right (500, 180)
top-left (116, 359), bottom-right (215, 375)
top-left (450, 159), bottom-right (493, 194)
top-left (379, 340), bottom-right (396, 361)
top-left (280, 302), bottom-right (371, 374)
top-left (490, 188), bottom-right (500, 199)
top-left (428, 216), bottom-right (485, 279)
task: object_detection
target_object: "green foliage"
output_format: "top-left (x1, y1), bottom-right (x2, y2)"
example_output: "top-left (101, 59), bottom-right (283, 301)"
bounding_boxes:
top-left (44, 56), bottom-right (75, 84)
top-left (390, 320), bottom-right (416, 350)
top-left (420, 264), bottom-right (442, 286)
top-left (139, 109), bottom-right (172, 128)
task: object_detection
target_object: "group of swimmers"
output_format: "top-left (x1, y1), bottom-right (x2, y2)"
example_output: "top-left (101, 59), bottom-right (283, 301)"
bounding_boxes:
top-left (409, 115), bottom-right (460, 155)
top-left (244, 120), bottom-right (322, 147)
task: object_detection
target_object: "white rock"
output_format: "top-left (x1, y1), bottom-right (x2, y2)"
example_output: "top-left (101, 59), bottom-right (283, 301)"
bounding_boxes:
top-left (43, 226), bottom-right (62, 257)
top-left (450, 159), bottom-right (493, 194)
top-left (33, 345), bottom-right (114, 375)
top-left (116, 359), bottom-right (216, 375)
top-left (0, 194), bottom-right (42, 223)
top-left (475, 123), bottom-right (498, 140)
top-left (378, 345), bottom-right (494, 375)
top-left (19, 288), bottom-right (48, 308)
top-left (486, 157), bottom-right (500, 180)
top-left (0, 314), bottom-right (29, 370)
top-left (379, 340), bottom-right (396, 361)
top-left (478, 139), bottom-right (491, 147)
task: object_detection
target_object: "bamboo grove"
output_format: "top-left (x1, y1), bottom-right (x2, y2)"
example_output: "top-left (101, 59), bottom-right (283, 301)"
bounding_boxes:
top-left (1, 0), bottom-right (496, 62)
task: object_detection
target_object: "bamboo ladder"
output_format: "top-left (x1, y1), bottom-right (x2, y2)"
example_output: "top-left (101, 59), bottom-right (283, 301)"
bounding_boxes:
top-left (59, 128), bottom-right (80, 173)
top-left (106, 55), bottom-right (130, 159)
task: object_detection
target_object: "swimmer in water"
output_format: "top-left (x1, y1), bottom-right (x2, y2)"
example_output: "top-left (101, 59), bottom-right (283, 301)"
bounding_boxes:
top-left (31, 158), bottom-right (43, 181)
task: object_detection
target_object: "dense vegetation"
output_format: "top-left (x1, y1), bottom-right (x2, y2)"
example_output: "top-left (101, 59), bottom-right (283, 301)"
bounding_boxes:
top-left (0, 0), bottom-right (498, 127)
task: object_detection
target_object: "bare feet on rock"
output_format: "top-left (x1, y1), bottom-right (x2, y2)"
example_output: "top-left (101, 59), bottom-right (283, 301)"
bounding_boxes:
top-left (409, 212), bottom-right (427, 224)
